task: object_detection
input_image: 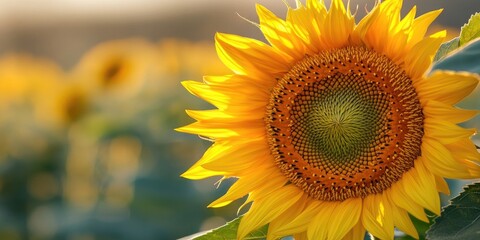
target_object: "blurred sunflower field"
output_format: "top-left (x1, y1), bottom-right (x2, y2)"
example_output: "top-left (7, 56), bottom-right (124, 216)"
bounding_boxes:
top-left (0, 1), bottom-right (479, 240)
top-left (0, 37), bottom-right (243, 240)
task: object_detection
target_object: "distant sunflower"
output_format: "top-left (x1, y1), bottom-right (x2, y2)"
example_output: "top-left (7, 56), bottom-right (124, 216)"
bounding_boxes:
top-left (177, 0), bottom-right (480, 239)
top-left (73, 39), bottom-right (154, 98)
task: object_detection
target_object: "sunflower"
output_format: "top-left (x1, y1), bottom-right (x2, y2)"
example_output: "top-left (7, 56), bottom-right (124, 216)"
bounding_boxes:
top-left (177, 0), bottom-right (480, 239)
top-left (72, 39), bottom-right (154, 99)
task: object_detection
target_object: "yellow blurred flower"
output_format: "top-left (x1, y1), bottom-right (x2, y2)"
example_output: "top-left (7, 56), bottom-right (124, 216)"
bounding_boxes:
top-left (0, 54), bottom-right (63, 111)
top-left (72, 38), bottom-right (155, 99)
top-left (35, 79), bottom-right (90, 127)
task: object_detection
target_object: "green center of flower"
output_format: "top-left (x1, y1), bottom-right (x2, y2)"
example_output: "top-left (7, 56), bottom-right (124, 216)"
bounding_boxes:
top-left (266, 46), bottom-right (424, 201)
top-left (292, 72), bottom-right (388, 166)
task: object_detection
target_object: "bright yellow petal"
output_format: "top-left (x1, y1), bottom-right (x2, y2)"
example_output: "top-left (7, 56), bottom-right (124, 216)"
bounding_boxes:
top-left (307, 201), bottom-right (338, 240)
top-left (341, 220), bottom-right (366, 240)
top-left (415, 71), bottom-right (479, 105)
top-left (385, 4), bottom-right (416, 63)
top-left (423, 100), bottom-right (479, 123)
top-left (273, 200), bottom-right (323, 236)
top-left (435, 175), bottom-right (450, 195)
top-left (237, 185), bottom-right (303, 240)
top-left (215, 33), bottom-right (289, 76)
top-left (386, 192), bottom-right (419, 239)
top-left (267, 194), bottom-right (308, 240)
top-left (293, 232), bottom-right (308, 240)
top-left (201, 139), bottom-right (271, 173)
top-left (354, 0), bottom-right (402, 59)
top-left (390, 182), bottom-right (429, 222)
top-left (209, 165), bottom-right (286, 208)
top-left (181, 80), bottom-right (229, 109)
top-left (287, 0), bottom-right (327, 53)
top-left (401, 161), bottom-right (441, 215)
top-left (407, 9), bottom-right (443, 49)
top-left (446, 138), bottom-right (480, 163)
top-left (256, 4), bottom-right (305, 61)
top-left (320, 0), bottom-right (354, 48)
top-left (404, 31), bottom-right (445, 79)
top-left (203, 74), bottom-right (272, 91)
top-left (181, 165), bottom-right (225, 180)
top-left (175, 120), bottom-right (264, 139)
top-left (362, 193), bottom-right (394, 240)
top-left (422, 137), bottom-right (480, 178)
top-left (326, 198), bottom-right (362, 240)
top-left (424, 118), bottom-right (476, 145)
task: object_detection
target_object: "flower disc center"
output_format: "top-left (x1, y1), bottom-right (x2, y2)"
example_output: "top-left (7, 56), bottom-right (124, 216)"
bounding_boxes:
top-left (265, 46), bottom-right (424, 201)
top-left (294, 74), bottom-right (387, 166)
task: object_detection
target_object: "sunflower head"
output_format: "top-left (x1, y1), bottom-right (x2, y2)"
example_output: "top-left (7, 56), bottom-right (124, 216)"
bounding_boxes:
top-left (73, 39), bottom-right (154, 98)
top-left (178, 0), bottom-right (480, 239)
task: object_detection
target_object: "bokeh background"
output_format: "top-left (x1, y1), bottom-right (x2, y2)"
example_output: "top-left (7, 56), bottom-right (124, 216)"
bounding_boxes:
top-left (0, 0), bottom-right (478, 239)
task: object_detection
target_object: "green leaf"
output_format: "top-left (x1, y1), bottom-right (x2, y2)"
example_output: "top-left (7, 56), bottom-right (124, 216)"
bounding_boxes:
top-left (431, 38), bottom-right (480, 74)
top-left (193, 217), bottom-right (268, 240)
top-left (434, 12), bottom-right (480, 62)
top-left (433, 37), bottom-right (459, 62)
top-left (426, 182), bottom-right (480, 240)
top-left (460, 12), bottom-right (480, 46)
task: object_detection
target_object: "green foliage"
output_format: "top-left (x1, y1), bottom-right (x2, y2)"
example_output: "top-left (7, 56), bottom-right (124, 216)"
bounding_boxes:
top-left (434, 12), bottom-right (480, 61)
top-left (460, 13), bottom-right (480, 46)
top-left (432, 39), bottom-right (480, 74)
top-left (426, 183), bottom-right (480, 240)
top-left (433, 37), bottom-right (459, 62)
top-left (194, 217), bottom-right (268, 240)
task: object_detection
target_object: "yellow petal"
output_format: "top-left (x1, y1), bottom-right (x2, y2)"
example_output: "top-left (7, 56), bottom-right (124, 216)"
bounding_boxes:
top-left (326, 198), bottom-right (362, 240)
top-left (273, 200), bottom-right (323, 236)
top-left (293, 232), bottom-right (308, 240)
top-left (287, 0), bottom-right (327, 52)
top-left (176, 112), bottom-right (267, 140)
top-left (201, 139), bottom-right (271, 173)
top-left (423, 100), bottom-right (479, 123)
top-left (185, 109), bottom-right (262, 125)
top-left (385, 192), bottom-right (419, 239)
top-left (401, 160), bottom-right (440, 215)
top-left (362, 193), bottom-right (394, 240)
top-left (404, 31), bottom-right (445, 79)
top-left (341, 221), bottom-right (366, 240)
top-left (307, 201), bottom-right (338, 240)
top-left (237, 185), bottom-right (303, 239)
top-left (256, 4), bottom-right (305, 61)
top-left (385, 5), bottom-right (415, 63)
top-left (320, 0), bottom-right (354, 48)
top-left (392, 204), bottom-right (419, 239)
top-left (446, 138), bottom-right (480, 162)
top-left (424, 118), bottom-right (476, 145)
top-left (175, 122), bottom-right (231, 138)
top-left (215, 32), bottom-right (289, 76)
top-left (435, 175), bottom-right (450, 195)
top-left (267, 194), bottom-right (308, 240)
top-left (181, 80), bottom-right (229, 109)
top-left (415, 71), bottom-right (479, 105)
top-left (390, 182), bottom-right (429, 222)
top-left (354, 0), bottom-right (402, 58)
top-left (180, 140), bottom-right (231, 179)
top-left (422, 137), bottom-right (480, 179)
top-left (407, 9), bottom-right (443, 49)
top-left (209, 165), bottom-right (286, 208)
top-left (181, 165), bottom-right (225, 180)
